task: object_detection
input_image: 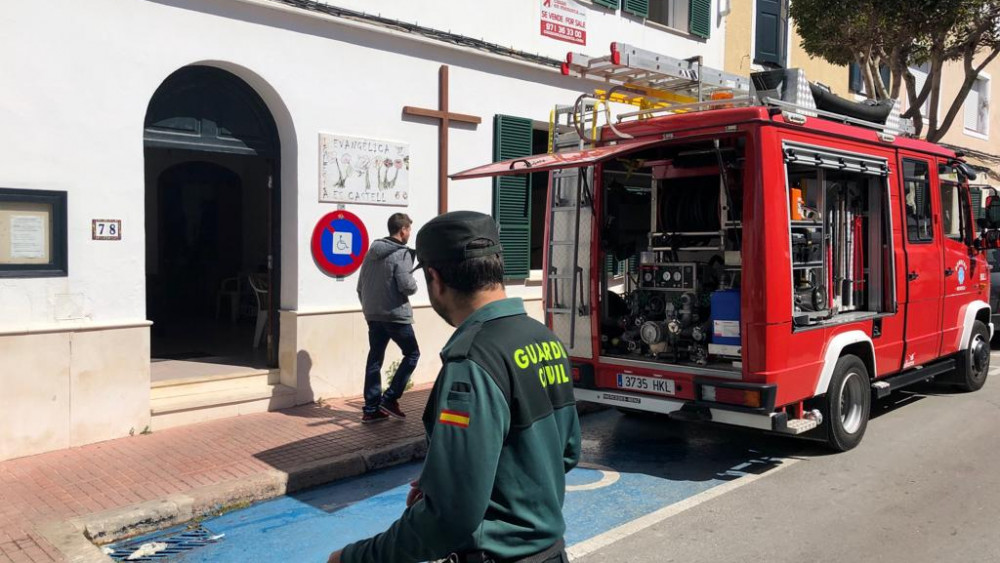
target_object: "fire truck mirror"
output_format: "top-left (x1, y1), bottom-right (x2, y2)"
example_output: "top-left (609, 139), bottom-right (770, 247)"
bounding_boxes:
top-left (955, 161), bottom-right (978, 182)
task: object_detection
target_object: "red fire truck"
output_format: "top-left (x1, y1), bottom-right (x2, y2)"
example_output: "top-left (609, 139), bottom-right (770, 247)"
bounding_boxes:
top-left (454, 43), bottom-right (995, 451)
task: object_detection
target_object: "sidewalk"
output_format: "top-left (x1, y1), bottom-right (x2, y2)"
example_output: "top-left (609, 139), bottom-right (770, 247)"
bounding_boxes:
top-left (0, 386), bottom-right (432, 563)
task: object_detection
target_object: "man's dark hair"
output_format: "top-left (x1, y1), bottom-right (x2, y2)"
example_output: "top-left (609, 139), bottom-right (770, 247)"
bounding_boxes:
top-left (388, 213), bottom-right (412, 236)
top-left (424, 238), bottom-right (504, 296)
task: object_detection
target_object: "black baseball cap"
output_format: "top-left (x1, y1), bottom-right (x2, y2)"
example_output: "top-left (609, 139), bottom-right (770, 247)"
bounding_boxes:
top-left (412, 211), bottom-right (503, 272)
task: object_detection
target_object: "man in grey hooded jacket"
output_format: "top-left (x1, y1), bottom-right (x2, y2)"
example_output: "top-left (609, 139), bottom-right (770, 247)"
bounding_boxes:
top-left (356, 213), bottom-right (420, 422)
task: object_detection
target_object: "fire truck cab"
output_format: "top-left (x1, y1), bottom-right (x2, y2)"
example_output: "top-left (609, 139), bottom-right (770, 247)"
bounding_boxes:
top-left (454, 44), bottom-right (994, 451)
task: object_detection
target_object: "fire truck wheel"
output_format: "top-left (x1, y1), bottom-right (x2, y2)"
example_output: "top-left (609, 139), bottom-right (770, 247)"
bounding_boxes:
top-left (822, 354), bottom-right (871, 452)
top-left (955, 320), bottom-right (990, 392)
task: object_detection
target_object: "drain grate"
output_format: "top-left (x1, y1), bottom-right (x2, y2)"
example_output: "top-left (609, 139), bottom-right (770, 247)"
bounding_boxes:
top-left (105, 525), bottom-right (223, 562)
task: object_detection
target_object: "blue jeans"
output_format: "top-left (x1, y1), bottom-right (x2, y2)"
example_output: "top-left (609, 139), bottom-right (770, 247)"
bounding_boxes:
top-left (363, 321), bottom-right (420, 413)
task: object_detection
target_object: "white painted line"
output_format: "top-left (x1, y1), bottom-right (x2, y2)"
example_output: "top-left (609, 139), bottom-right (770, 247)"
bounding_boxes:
top-left (567, 463), bottom-right (620, 492)
top-left (566, 457), bottom-right (802, 560)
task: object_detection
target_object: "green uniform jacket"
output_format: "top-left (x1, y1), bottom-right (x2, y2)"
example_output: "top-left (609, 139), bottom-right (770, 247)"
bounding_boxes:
top-left (342, 298), bottom-right (582, 563)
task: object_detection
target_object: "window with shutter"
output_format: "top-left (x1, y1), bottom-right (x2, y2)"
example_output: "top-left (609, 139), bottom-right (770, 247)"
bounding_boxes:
top-left (493, 115), bottom-right (533, 279)
top-left (689, 0), bottom-right (711, 38)
top-left (623, 0), bottom-right (649, 18)
top-left (964, 76), bottom-right (989, 136)
top-left (971, 186), bottom-right (984, 220)
top-left (754, 0), bottom-right (785, 66)
top-left (964, 85), bottom-right (980, 132)
top-left (648, 0), bottom-right (695, 33)
top-left (592, 0), bottom-right (619, 9)
top-left (848, 62), bottom-right (890, 96)
top-left (910, 63), bottom-right (931, 119)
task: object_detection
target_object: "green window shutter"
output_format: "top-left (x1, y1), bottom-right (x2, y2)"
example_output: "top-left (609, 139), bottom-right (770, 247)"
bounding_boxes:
top-left (623, 0), bottom-right (649, 18)
top-left (493, 115), bottom-right (533, 280)
top-left (593, 0), bottom-right (619, 9)
top-left (689, 0), bottom-right (712, 39)
top-left (971, 187), bottom-right (984, 219)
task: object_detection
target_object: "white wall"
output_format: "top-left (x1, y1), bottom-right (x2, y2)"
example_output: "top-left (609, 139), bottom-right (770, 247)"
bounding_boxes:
top-left (324, 0), bottom-right (727, 68)
top-left (0, 0), bottom-right (725, 326)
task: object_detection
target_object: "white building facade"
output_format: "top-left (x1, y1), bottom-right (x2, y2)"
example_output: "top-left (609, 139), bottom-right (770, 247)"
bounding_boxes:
top-left (0, 0), bottom-right (729, 461)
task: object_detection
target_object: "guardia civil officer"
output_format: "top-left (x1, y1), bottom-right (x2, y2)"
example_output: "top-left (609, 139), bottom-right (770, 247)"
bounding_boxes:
top-left (328, 211), bottom-right (581, 563)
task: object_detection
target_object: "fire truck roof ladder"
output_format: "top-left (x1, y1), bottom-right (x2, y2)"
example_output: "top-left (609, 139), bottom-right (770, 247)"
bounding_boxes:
top-left (561, 42), bottom-right (753, 119)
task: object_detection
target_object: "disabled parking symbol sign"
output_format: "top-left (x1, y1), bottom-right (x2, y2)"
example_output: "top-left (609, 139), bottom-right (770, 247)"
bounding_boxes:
top-left (311, 210), bottom-right (369, 277)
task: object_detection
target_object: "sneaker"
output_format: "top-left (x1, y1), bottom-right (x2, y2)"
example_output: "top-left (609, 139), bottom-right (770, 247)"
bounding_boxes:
top-left (361, 410), bottom-right (389, 424)
top-left (380, 400), bottom-right (406, 419)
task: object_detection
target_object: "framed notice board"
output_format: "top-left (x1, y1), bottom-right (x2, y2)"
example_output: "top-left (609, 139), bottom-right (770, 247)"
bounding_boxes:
top-left (0, 188), bottom-right (67, 277)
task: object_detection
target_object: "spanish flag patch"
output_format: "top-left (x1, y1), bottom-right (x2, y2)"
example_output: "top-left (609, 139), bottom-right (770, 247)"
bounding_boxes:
top-left (439, 409), bottom-right (470, 428)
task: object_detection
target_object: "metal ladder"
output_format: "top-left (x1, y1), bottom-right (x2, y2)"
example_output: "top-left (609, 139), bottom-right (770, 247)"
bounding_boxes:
top-left (545, 103), bottom-right (599, 350)
top-left (561, 42), bottom-right (752, 120)
top-left (546, 166), bottom-right (592, 350)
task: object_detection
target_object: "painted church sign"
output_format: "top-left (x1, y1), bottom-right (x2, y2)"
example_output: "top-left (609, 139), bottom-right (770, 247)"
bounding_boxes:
top-left (319, 133), bottom-right (410, 206)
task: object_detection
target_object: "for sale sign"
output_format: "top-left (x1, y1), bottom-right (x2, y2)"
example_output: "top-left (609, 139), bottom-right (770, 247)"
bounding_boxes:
top-left (540, 0), bottom-right (587, 46)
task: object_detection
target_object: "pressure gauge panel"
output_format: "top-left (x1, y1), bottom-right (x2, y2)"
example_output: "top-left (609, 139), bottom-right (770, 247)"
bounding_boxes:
top-left (638, 263), bottom-right (697, 290)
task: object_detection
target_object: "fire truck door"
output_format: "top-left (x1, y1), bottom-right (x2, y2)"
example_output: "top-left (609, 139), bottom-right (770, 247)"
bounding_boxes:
top-left (900, 158), bottom-right (944, 367)
top-left (938, 166), bottom-right (977, 356)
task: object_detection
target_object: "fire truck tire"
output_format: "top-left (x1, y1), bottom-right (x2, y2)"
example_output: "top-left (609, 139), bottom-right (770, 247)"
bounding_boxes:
top-left (955, 320), bottom-right (990, 392)
top-left (822, 354), bottom-right (870, 452)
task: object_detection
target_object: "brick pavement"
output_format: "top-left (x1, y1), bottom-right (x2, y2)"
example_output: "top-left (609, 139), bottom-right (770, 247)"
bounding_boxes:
top-left (0, 387), bottom-right (431, 563)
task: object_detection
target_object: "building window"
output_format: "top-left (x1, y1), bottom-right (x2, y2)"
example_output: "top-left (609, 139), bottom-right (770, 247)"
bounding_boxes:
top-left (0, 188), bottom-right (68, 278)
top-left (754, 0), bottom-right (787, 67)
top-left (848, 62), bottom-right (890, 95)
top-left (964, 75), bottom-right (990, 138)
top-left (909, 62), bottom-right (932, 119)
top-left (627, 1), bottom-right (712, 38)
top-left (649, 0), bottom-right (689, 34)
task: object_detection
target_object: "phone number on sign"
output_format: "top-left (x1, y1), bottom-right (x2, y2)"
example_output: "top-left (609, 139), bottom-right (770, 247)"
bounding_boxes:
top-left (541, 22), bottom-right (586, 44)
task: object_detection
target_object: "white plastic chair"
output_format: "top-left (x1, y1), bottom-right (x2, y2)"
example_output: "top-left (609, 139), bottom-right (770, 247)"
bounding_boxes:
top-left (248, 274), bottom-right (269, 349)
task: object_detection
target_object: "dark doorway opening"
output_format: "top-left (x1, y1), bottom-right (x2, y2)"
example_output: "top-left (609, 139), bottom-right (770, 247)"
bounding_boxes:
top-left (144, 66), bottom-right (280, 369)
top-left (529, 127), bottom-right (550, 271)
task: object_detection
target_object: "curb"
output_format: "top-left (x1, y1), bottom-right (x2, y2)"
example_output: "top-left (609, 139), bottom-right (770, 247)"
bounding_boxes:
top-left (37, 436), bottom-right (428, 562)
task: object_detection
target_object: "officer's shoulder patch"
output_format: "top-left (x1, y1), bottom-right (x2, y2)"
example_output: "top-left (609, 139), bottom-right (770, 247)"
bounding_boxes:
top-left (442, 322), bottom-right (483, 361)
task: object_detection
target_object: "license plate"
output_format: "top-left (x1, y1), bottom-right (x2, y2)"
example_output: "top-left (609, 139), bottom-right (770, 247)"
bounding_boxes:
top-left (616, 374), bottom-right (676, 396)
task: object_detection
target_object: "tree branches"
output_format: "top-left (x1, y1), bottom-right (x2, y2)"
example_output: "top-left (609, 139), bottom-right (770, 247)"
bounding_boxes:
top-left (791, 0), bottom-right (1000, 141)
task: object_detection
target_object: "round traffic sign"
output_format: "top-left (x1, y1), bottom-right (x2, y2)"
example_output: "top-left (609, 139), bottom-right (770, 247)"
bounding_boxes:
top-left (311, 210), bottom-right (369, 277)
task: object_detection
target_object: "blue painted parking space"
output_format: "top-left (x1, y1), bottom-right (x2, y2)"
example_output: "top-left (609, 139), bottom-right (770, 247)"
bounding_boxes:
top-left (108, 410), bottom-right (797, 562)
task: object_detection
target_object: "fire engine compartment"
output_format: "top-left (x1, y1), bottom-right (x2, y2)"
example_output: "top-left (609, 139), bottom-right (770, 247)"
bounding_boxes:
top-left (598, 138), bottom-right (746, 370)
top-left (785, 156), bottom-right (893, 327)
top-left (596, 136), bottom-right (894, 371)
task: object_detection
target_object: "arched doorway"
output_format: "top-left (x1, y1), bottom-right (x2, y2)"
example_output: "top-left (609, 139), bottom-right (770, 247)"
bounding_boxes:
top-left (144, 65), bottom-right (280, 368)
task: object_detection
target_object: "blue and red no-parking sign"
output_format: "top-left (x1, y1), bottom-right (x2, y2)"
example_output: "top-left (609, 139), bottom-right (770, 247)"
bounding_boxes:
top-left (311, 210), bottom-right (369, 277)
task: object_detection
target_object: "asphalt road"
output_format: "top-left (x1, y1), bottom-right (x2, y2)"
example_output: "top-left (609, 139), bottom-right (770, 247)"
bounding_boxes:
top-left (107, 355), bottom-right (1000, 563)
top-left (577, 354), bottom-right (1000, 563)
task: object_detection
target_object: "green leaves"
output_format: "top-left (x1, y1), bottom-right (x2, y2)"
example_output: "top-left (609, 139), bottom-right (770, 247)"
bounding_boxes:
top-left (792, 0), bottom-right (1000, 141)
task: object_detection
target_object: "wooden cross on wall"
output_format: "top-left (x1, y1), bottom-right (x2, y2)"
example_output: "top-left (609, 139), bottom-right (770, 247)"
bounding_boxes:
top-left (403, 65), bottom-right (482, 215)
